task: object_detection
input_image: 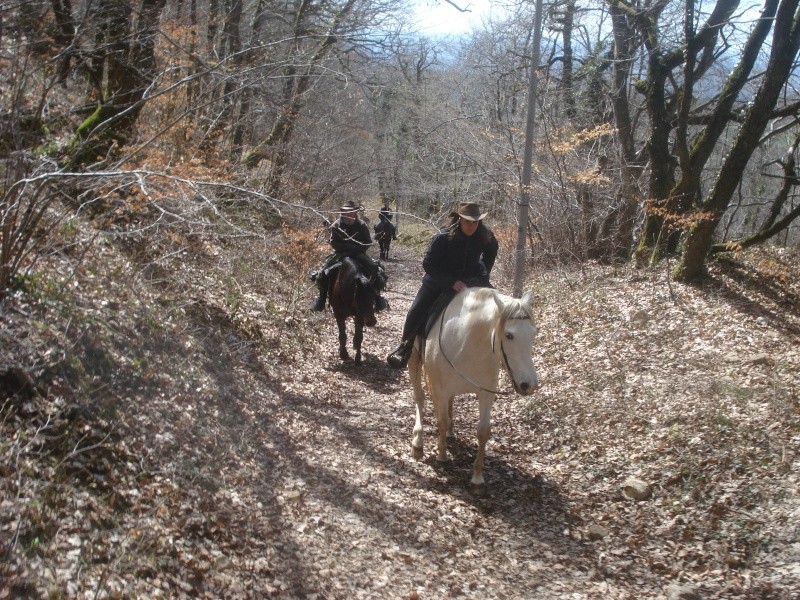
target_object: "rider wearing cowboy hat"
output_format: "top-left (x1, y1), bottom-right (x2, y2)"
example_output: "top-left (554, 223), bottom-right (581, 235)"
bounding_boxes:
top-left (309, 200), bottom-right (389, 312)
top-left (377, 201), bottom-right (397, 240)
top-left (387, 201), bottom-right (498, 369)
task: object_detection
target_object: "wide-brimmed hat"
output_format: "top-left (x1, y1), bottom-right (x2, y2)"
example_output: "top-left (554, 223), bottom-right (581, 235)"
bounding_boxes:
top-left (339, 200), bottom-right (359, 212)
top-left (455, 202), bottom-right (487, 221)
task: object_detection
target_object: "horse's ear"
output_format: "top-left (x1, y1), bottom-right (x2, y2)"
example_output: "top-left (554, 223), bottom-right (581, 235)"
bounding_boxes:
top-left (491, 290), bottom-right (506, 311)
top-left (521, 290), bottom-right (535, 308)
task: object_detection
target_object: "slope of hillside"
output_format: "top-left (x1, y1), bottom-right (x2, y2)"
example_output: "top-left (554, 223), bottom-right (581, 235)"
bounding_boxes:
top-left (1, 210), bottom-right (798, 598)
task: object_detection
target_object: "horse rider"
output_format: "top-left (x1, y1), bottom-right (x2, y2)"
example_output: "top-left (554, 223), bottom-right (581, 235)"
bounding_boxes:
top-left (310, 200), bottom-right (389, 312)
top-left (376, 203), bottom-right (397, 240)
top-left (386, 201), bottom-right (499, 369)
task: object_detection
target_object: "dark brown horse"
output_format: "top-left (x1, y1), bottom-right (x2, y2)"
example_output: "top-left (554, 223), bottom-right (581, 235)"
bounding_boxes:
top-left (329, 257), bottom-right (379, 364)
top-left (374, 219), bottom-right (395, 260)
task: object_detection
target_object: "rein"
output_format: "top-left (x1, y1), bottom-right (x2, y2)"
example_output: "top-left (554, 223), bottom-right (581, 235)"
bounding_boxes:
top-left (435, 304), bottom-right (524, 397)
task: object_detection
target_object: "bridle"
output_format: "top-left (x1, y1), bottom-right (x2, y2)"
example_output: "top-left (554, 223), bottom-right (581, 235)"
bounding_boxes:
top-left (435, 303), bottom-right (531, 396)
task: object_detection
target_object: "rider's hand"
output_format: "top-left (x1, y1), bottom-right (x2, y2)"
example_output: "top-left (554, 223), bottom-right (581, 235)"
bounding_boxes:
top-left (453, 280), bottom-right (466, 292)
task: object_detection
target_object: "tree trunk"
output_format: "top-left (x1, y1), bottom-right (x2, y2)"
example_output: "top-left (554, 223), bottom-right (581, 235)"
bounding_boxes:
top-left (65, 0), bottom-right (166, 167)
top-left (561, 0), bottom-right (576, 119)
top-left (675, 0), bottom-right (800, 281)
top-left (634, 52), bottom-right (676, 264)
top-left (607, 2), bottom-right (637, 167)
top-left (634, 0), bottom-right (774, 265)
top-left (606, 1), bottom-right (647, 263)
top-left (243, 0), bottom-right (358, 199)
top-left (201, 0), bottom-right (243, 156)
top-left (50, 0), bottom-right (74, 83)
top-left (711, 136), bottom-right (800, 253)
top-left (232, 0), bottom-right (269, 157)
top-left (512, 0), bottom-right (543, 298)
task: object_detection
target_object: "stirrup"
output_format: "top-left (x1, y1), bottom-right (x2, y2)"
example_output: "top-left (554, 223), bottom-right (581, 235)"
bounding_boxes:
top-left (387, 342), bottom-right (412, 369)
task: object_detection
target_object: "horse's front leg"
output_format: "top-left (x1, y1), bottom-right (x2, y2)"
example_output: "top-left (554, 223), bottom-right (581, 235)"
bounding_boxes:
top-left (336, 317), bottom-right (349, 360)
top-left (353, 317), bottom-right (364, 365)
top-left (432, 386), bottom-right (452, 463)
top-left (472, 392), bottom-right (495, 487)
top-left (409, 344), bottom-right (425, 459)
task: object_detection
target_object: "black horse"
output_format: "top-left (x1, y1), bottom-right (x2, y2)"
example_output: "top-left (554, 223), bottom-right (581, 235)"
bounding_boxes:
top-left (329, 257), bottom-right (379, 365)
top-left (374, 219), bottom-right (396, 260)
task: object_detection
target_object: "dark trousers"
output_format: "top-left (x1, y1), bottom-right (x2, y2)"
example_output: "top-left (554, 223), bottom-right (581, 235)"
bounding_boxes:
top-left (401, 276), bottom-right (492, 342)
top-left (316, 252), bottom-right (386, 289)
top-left (401, 283), bottom-right (446, 342)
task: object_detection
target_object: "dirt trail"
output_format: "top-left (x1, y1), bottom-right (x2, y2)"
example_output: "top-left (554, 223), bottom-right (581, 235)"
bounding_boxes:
top-left (7, 236), bottom-right (797, 599)
top-left (245, 242), bottom-right (799, 599)
top-left (250, 245), bottom-right (607, 599)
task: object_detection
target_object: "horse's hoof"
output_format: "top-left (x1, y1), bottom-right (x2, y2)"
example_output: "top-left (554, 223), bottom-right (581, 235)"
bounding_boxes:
top-left (339, 350), bottom-right (350, 360)
top-left (355, 353), bottom-right (362, 365)
top-left (412, 445), bottom-right (424, 460)
top-left (471, 482), bottom-right (488, 496)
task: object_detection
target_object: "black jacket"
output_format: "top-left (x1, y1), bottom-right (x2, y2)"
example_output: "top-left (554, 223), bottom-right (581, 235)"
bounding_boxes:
top-left (422, 224), bottom-right (498, 292)
top-left (330, 218), bottom-right (372, 255)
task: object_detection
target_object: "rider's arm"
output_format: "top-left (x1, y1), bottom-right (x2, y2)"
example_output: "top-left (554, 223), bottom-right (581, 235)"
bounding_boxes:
top-left (481, 230), bottom-right (499, 275)
top-left (422, 234), bottom-right (458, 292)
top-left (356, 220), bottom-right (373, 247)
top-left (330, 220), bottom-right (371, 255)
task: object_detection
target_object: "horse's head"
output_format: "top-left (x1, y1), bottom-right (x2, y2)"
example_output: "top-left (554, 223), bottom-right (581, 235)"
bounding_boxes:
top-left (354, 273), bottom-right (378, 327)
top-left (493, 290), bottom-right (539, 395)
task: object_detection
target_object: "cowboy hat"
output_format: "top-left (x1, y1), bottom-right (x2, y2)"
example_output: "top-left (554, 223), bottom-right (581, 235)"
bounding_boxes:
top-left (454, 202), bottom-right (487, 221)
top-left (339, 200), bottom-right (360, 212)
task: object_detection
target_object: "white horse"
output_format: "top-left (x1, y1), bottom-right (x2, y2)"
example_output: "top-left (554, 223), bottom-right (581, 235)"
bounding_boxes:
top-left (409, 287), bottom-right (539, 487)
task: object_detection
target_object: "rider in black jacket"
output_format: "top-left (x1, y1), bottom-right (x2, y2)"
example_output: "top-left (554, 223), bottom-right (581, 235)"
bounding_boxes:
top-left (377, 204), bottom-right (397, 239)
top-left (386, 202), bottom-right (498, 369)
top-left (310, 201), bottom-right (389, 312)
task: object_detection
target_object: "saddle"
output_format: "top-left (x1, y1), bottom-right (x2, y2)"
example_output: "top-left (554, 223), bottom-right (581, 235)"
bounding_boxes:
top-left (423, 292), bottom-right (455, 337)
top-left (421, 278), bottom-right (494, 337)
top-left (312, 257), bottom-right (386, 293)
top-left (309, 261), bottom-right (342, 283)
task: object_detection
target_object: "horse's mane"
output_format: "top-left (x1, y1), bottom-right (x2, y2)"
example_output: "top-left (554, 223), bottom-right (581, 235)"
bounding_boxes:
top-left (465, 288), bottom-right (534, 325)
top-left (500, 296), bottom-right (534, 322)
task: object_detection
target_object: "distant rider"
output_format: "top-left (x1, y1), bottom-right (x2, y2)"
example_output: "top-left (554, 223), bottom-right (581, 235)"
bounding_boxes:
top-left (376, 203), bottom-right (397, 240)
top-left (309, 200), bottom-right (389, 312)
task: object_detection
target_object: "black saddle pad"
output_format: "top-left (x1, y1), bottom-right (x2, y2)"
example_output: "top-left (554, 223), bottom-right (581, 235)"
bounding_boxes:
top-left (423, 291), bottom-right (456, 337)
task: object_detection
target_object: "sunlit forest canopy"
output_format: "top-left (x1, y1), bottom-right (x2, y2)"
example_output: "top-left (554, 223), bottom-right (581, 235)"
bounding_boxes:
top-left (2, 0), bottom-right (800, 294)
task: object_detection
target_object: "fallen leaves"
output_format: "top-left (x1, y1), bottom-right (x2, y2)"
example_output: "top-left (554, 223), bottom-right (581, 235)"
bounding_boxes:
top-left (2, 229), bottom-right (799, 599)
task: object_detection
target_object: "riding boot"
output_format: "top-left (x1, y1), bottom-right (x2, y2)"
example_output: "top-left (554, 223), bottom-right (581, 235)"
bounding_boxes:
top-left (387, 339), bottom-right (413, 369)
top-left (309, 276), bottom-right (328, 311)
top-left (375, 295), bottom-right (389, 312)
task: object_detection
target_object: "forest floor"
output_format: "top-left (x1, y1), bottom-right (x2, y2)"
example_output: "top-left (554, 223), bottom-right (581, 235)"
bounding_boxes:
top-left (2, 221), bottom-right (800, 599)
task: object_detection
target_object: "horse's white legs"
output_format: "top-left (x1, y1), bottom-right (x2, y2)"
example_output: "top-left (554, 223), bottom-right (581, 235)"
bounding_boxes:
top-left (447, 397), bottom-right (455, 439)
top-left (471, 393), bottom-right (495, 486)
top-left (433, 389), bottom-right (452, 463)
top-left (409, 345), bottom-right (425, 460)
